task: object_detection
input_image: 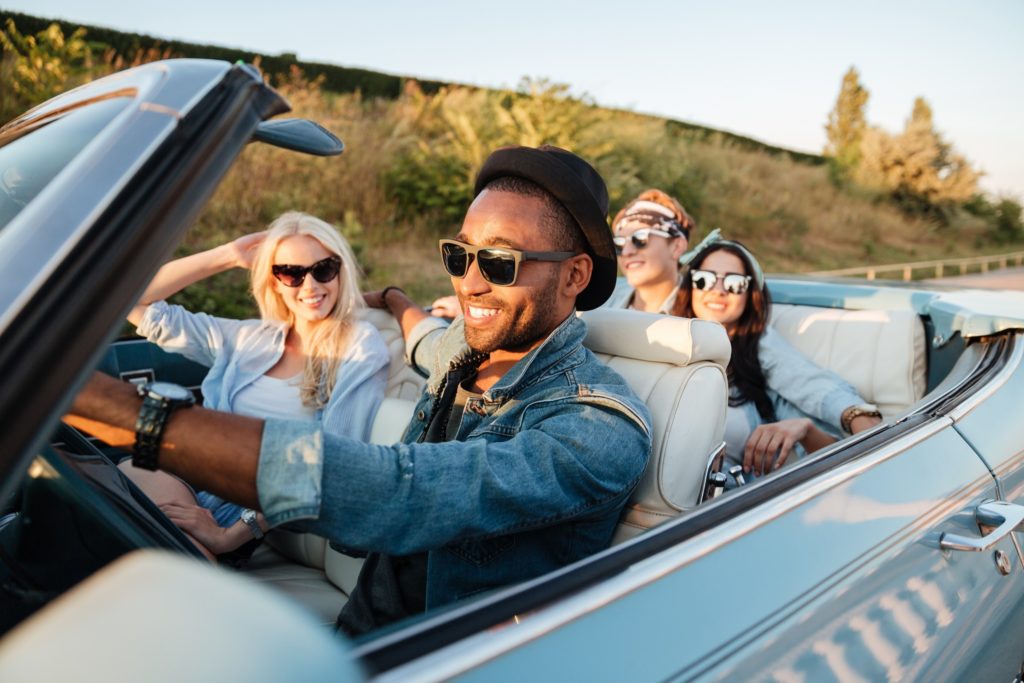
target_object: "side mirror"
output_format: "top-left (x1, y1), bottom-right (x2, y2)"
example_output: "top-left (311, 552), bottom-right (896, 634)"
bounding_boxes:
top-left (252, 118), bottom-right (344, 156)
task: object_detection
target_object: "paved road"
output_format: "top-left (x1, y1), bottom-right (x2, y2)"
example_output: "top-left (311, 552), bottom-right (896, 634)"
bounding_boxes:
top-left (926, 266), bottom-right (1024, 290)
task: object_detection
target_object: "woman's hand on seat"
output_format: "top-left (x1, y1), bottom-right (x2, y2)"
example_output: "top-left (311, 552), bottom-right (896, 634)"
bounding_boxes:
top-left (743, 418), bottom-right (811, 476)
top-left (160, 502), bottom-right (237, 555)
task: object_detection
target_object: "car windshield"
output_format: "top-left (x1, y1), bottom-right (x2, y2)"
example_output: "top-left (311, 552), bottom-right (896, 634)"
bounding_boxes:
top-left (0, 95), bottom-right (132, 233)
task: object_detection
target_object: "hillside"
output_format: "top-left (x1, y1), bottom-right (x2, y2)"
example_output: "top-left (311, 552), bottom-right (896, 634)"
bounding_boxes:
top-left (2, 11), bottom-right (1020, 315)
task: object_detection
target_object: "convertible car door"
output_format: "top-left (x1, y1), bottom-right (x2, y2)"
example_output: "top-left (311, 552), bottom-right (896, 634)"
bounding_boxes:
top-left (408, 412), bottom-right (1024, 682)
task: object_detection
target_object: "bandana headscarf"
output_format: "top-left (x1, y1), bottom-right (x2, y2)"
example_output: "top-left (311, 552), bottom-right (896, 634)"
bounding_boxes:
top-left (613, 200), bottom-right (687, 238)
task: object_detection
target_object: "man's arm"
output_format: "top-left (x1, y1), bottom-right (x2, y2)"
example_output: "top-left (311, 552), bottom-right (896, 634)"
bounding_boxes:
top-left (364, 287), bottom-right (450, 374)
top-left (364, 287), bottom-right (430, 341)
top-left (66, 372), bottom-right (264, 509)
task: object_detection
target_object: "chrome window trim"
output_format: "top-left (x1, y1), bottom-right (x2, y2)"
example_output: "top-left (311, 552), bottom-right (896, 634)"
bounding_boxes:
top-left (947, 333), bottom-right (1021, 422)
top-left (377, 417), bottom-right (957, 682)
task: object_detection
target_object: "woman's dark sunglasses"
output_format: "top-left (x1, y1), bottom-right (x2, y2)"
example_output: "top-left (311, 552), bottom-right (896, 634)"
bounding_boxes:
top-left (272, 256), bottom-right (341, 288)
top-left (439, 239), bottom-right (575, 287)
top-left (612, 228), bottom-right (675, 255)
top-left (691, 269), bottom-right (752, 295)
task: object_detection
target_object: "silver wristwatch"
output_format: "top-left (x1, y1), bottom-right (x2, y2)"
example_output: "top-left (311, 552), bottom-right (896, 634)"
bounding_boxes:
top-left (239, 508), bottom-right (264, 540)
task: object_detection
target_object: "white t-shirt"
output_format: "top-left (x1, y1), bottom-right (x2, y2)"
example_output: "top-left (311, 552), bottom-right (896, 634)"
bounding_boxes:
top-left (232, 374), bottom-right (316, 422)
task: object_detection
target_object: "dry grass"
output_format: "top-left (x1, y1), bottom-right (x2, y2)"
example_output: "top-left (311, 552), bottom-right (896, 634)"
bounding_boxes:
top-left (177, 75), bottom-right (1020, 314)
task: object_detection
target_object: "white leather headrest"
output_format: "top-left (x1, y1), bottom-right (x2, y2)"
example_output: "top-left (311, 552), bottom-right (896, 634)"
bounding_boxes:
top-left (580, 308), bottom-right (731, 366)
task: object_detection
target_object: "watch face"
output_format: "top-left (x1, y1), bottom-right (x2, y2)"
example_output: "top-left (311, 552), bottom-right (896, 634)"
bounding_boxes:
top-left (147, 382), bottom-right (193, 402)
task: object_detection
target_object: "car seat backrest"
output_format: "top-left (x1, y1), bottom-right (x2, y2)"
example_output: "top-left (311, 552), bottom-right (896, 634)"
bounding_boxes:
top-left (769, 304), bottom-right (926, 419)
top-left (267, 310), bottom-right (423, 598)
top-left (360, 308), bottom-right (426, 401)
top-left (577, 308), bottom-right (731, 545)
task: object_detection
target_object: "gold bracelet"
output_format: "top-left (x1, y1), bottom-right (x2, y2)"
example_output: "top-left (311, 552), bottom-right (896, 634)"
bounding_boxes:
top-left (841, 406), bottom-right (882, 433)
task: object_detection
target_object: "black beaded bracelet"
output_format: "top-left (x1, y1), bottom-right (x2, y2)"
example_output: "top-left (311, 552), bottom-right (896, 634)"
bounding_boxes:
top-left (380, 286), bottom-right (406, 309)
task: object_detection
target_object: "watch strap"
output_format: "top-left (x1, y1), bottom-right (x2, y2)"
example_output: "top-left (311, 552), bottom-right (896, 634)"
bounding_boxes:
top-left (240, 508), bottom-right (264, 540)
top-left (132, 384), bottom-right (195, 471)
top-left (133, 394), bottom-right (173, 470)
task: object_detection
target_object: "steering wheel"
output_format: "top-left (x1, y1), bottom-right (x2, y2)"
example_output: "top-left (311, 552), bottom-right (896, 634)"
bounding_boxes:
top-left (50, 421), bottom-right (207, 559)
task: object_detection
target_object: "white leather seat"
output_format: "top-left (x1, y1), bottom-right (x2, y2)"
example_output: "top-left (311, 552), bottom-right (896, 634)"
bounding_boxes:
top-left (770, 304), bottom-right (927, 419)
top-left (578, 308), bottom-right (731, 544)
top-left (361, 307), bottom-right (425, 401)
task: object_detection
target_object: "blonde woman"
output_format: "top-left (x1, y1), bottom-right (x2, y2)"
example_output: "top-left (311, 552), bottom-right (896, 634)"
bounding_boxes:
top-left (123, 211), bottom-right (389, 559)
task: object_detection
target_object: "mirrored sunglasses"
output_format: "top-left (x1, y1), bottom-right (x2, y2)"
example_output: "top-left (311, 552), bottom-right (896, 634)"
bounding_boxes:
top-left (612, 228), bottom-right (675, 254)
top-left (271, 256), bottom-right (341, 287)
top-left (439, 239), bottom-right (575, 287)
top-left (691, 269), bottom-right (752, 295)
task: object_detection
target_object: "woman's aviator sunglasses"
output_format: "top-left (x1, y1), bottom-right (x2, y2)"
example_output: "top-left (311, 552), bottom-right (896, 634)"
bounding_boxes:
top-left (691, 269), bottom-right (752, 295)
top-left (272, 256), bottom-right (341, 287)
top-left (612, 228), bottom-right (675, 254)
top-left (439, 239), bottom-right (575, 287)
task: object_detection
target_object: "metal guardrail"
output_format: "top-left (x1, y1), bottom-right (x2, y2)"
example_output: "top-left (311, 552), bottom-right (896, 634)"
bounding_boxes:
top-left (809, 250), bottom-right (1024, 281)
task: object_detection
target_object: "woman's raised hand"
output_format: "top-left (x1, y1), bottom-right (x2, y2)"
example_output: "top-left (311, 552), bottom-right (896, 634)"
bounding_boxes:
top-left (227, 231), bottom-right (267, 269)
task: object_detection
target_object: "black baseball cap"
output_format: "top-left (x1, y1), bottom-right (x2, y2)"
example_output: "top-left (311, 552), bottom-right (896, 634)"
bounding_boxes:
top-left (474, 145), bottom-right (616, 311)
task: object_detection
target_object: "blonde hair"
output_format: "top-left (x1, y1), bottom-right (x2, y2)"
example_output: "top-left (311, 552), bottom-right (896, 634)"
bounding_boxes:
top-left (250, 211), bottom-right (365, 409)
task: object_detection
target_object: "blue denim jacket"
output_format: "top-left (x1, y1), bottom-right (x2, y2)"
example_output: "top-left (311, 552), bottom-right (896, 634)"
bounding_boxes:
top-left (257, 312), bottom-right (652, 607)
top-left (138, 301), bottom-right (389, 524)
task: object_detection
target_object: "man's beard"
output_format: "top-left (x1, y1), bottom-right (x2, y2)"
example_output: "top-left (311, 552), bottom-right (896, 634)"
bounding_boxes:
top-left (461, 276), bottom-right (561, 354)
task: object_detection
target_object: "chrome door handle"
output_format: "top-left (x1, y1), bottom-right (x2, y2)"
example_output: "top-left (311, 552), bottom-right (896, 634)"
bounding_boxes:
top-left (940, 500), bottom-right (1024, 552)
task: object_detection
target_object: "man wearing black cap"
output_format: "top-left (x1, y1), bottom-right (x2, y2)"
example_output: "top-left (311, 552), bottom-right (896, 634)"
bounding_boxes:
top-left (67, 145), bottom-right (652, 635)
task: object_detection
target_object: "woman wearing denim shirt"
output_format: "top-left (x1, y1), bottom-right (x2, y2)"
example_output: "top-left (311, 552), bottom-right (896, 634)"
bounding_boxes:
top-left (123, 212), bottom-right (389, 559)
top-left (677, 238), bottom-right (880, 476)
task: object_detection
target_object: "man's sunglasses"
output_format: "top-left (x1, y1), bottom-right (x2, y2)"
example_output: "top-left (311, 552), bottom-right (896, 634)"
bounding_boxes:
top-left (439, 239), bottom-right (575, 287)
top-left (271, 256), bottom-right (341, 287)
top-left (691, 269), bottom-right (752, 295)
top-left (612, 228), bottom-right (675, 254)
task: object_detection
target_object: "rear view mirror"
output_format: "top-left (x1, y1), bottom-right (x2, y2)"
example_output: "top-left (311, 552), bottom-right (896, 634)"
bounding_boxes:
top-left (252, 118), bottom-right (344, 156)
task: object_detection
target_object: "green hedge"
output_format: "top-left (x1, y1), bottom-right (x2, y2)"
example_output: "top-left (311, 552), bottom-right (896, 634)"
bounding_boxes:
top-left (0, 9), bottom-right (447, 98)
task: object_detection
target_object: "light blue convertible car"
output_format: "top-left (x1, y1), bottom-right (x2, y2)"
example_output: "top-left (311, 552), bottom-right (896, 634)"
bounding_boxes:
top-left (1, 60), bottom-right (1023, 682)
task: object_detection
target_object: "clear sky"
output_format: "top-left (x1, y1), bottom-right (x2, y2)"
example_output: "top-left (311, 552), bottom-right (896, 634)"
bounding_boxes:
top-left (6, 0), bottom-right (1022, 198)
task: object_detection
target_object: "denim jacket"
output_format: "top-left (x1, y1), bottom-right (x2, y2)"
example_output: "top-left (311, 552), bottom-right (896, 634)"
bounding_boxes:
top-left (257, 312), bottom-right (652, 608)
top-left (758, 326), bottom-right (863, 432)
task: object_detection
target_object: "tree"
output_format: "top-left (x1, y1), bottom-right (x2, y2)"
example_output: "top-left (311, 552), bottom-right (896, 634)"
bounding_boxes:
top-left (855, 96), bottom-right (980, 208)
top-left (824, 67), bottom-right (869, 177)
top-left (0, 19), bottom-right (91, 124)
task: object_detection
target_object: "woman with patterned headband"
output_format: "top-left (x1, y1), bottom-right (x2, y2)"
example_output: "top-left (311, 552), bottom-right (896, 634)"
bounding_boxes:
top-left (604, 189), bottom-right (696, 313)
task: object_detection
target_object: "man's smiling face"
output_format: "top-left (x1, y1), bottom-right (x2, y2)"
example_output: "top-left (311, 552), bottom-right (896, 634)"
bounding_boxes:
top-left (452, 189), bottom-right (569, 355)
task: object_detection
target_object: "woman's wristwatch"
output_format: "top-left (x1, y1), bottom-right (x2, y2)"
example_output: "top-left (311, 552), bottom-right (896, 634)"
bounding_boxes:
top-left (841, 403), bottom-right (882, 434)
top-left (240, 508), bottom-right (264, 540)
top-left (132, 381), bottom-right (196, 470)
